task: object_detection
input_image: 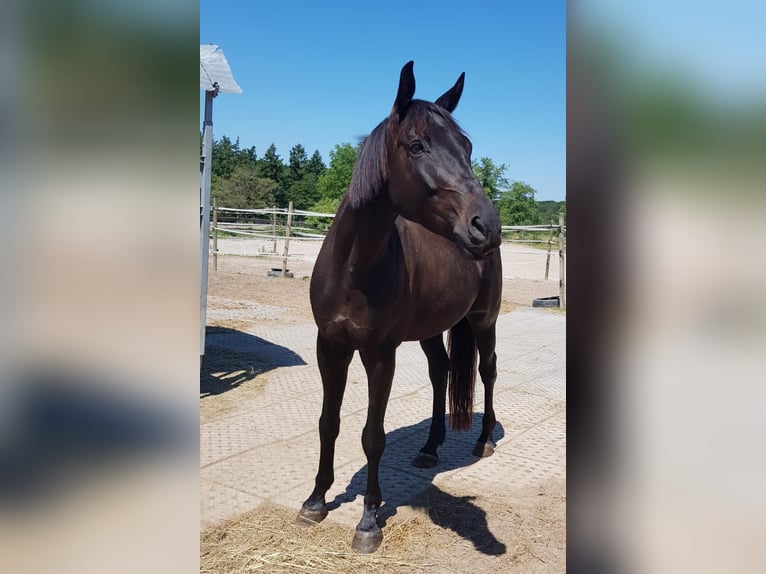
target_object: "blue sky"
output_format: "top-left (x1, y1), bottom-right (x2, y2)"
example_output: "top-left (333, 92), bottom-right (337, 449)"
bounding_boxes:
top-left (201, 1), bottom-right (566, 201)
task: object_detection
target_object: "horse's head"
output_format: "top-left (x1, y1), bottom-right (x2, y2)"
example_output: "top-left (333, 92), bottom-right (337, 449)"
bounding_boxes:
top-left (349, 61), bottom-right (501, 260)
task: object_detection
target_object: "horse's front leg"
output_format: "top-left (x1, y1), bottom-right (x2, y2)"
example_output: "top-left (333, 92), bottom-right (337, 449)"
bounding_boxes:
top-left (298, 334), bottom-right (353, 525)
top-left (412, 335), bottom-right (448, 468)
top-left (352, 345), bottom-right (396, 553)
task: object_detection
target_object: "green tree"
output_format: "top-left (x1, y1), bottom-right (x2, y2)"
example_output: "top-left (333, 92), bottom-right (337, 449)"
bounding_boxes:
top-left (288, 143), bottom-right (308, 180)
top-left (305, 196), bottom-right (341, 230)
top-left (282, 143), bottom-right (311, 205)
top-left (259, 143), bottom-right (283, 181)
top-left (495, 181), bottom-right (542, 226)
top-left (239, 144), bottom-right (257, 166)
top-left (306, 150), bottom-right (326, 178)
top-left (309, 196), bottom-right (341, 214)
top-left (211, 135), bottom-right (240, 180)
top-left (537, 200), bottom-right (566, 223)
top-left (259, 143), bottom-right (286, 205)
top-left (472, 157), bottom-right (509, 200)
top-left (286, 173), bottom-right (320, 210)
top-left (213, 164), bottom-right (276, 209)
top-left (210, 135), bottom-right (257, 180)
top-left (316, 143), bottom-right (357, 203)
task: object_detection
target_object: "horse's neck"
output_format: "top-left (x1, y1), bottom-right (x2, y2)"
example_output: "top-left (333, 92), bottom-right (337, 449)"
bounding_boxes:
top-left (333, 193), bottom-right (399, 279)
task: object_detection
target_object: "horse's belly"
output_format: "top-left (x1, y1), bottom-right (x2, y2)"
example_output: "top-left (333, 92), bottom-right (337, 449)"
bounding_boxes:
top-left (404, 319), bottom-right (459, 342)
top-left (402, 285), bottom-right (480, 341)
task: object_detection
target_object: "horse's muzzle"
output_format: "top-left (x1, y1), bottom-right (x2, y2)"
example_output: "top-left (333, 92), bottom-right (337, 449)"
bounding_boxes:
top-left (457, 209), bottom-right (501, 259)
top-left (456, 228), bottom-right (501, 259)
top-left (463, 238), bottom-right (501, 260)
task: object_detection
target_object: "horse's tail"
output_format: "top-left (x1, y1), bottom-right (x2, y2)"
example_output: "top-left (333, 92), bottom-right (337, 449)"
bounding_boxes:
top-left (447, 317), bottom-right (477, 431)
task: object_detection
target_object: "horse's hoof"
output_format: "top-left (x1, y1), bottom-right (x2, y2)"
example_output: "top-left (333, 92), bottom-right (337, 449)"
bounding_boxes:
top-left (411, 452), bottom-right (439, 468)
top-left (296, 505), bottom-right (328, 526)
top-left (472, 440), bottom-right (496, 458)
top-left (351, 529), bottom-right (383, 553)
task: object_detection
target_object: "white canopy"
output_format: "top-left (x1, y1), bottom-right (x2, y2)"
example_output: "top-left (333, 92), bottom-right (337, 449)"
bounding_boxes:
top-left (200, 44), bottom-right (242, 94)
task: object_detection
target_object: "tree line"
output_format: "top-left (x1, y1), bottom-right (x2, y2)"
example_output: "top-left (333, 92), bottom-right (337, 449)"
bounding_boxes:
top-left (207, 135), bottom-right (565, 225)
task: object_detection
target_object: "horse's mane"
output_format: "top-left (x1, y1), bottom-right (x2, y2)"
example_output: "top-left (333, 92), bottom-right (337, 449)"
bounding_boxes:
top-left (349, 119), bottom-right (389, 209)
top-left (348, 100), bottom-right (468, 209)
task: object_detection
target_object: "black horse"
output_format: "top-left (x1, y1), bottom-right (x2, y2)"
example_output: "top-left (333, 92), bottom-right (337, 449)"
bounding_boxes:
top-left (298, 61), bottom-right (503, 553)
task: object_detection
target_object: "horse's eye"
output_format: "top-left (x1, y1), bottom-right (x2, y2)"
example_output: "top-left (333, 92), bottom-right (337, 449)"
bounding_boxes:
top-left (408, 141), bottom-right (425, 156)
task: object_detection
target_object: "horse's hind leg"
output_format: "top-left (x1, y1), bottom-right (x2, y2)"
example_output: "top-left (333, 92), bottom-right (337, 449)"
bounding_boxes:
top-left (411, 335), bottom-right (448, 468)
top-left (298, 334), bottom-right (353, 525)
top-left (472, 322), bottom-right (498, 457)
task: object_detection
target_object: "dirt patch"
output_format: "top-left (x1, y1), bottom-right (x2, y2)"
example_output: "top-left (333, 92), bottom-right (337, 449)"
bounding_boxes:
top-left (207, 257), bottom-right (315, 324)
top-left (200, 482), bottom-right (565, 573)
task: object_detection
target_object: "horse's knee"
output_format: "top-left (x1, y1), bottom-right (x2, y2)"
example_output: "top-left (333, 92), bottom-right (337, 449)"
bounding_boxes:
top-left (478, 352), bottom-right (497, 384)
top-left (361, 425), bottom-right (386, 460)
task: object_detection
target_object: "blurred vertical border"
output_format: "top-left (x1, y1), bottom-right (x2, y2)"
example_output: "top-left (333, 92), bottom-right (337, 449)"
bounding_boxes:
top-left (0, 1), bottom-right (199, 572)
top-left (568, 2), bottom-right (766, 573)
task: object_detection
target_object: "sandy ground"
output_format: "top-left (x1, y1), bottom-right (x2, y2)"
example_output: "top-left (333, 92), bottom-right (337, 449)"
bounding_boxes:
top-left (201, 240), bottom-right (565, 572)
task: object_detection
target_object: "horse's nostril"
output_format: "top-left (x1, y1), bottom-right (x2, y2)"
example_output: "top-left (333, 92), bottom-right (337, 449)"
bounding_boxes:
top-left (469, 215), bottom-right (486, 242)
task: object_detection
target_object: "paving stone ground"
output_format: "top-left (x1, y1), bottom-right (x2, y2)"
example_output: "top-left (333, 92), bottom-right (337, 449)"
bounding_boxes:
top-left (201, 306), bottom-right (565, 531)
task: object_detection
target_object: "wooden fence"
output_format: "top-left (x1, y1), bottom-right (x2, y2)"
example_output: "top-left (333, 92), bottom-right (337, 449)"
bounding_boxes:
top-left (210, 204), bottom-right (566, 308)
top-left (501, 212), bottom-right (566, 308)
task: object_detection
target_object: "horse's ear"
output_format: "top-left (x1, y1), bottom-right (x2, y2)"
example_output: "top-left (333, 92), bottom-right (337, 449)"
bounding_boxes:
top-left (435, 72), bottom-right (465, 113)
top-left (394, 61), bottom-right (416, 119)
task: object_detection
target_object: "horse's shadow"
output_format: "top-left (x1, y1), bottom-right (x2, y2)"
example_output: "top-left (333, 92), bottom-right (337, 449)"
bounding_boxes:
top-left (201, 327), bottom-right (306, 397)
top-left (327, 415), bottom-right (507, 556)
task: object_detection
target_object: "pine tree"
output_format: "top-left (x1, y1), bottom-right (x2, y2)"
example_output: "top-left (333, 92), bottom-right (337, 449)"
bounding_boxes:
top-left (259, 143), bottom-right (286, 206)
top-left (306, 150), bottom-right (326, 178)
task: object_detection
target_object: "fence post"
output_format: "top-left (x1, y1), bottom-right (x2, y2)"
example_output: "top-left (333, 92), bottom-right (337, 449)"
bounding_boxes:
top-left (558, 212), bottom-right (566, 310)
top-left (281, 201), bottom-right (294, 277)
top-left (544, 219), bottom-right (553, 280)
top-left (271, 206), bottom-right (277, 253)
top-left (212, 197), bottom-right (218, 271)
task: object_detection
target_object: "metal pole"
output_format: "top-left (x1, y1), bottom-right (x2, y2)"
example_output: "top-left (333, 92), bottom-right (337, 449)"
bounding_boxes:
top-left (200, 88), bottom-right (216, 356)
top-left (212, 197), bottom-right (218, 271)
top-left (282, 201), bottom-right (294, 277)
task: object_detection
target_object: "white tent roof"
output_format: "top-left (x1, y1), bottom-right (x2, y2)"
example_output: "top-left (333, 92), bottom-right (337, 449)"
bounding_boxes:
top-left (200, 44), bottom-right (242, 94)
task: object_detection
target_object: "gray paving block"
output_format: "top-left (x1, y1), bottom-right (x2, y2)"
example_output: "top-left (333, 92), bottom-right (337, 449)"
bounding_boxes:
top-left (201, 478), bottom-right (264, 527)
top-left (442, 449), bottom-right (565, 495)
top-left (383, 392), bottom-right (437, 429)
top-left (498, 356), bottom-right (561, 383)
top-left (465, 389), bottom-right (565, 442)
top-left (500, 411), bottom-right (566, 467)
top-left (201, 414), bottom-right (282, 467)
top-left (513, 368), bottom-right (566, 401)
top-left (203, 433), bottom-right (358, 501)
